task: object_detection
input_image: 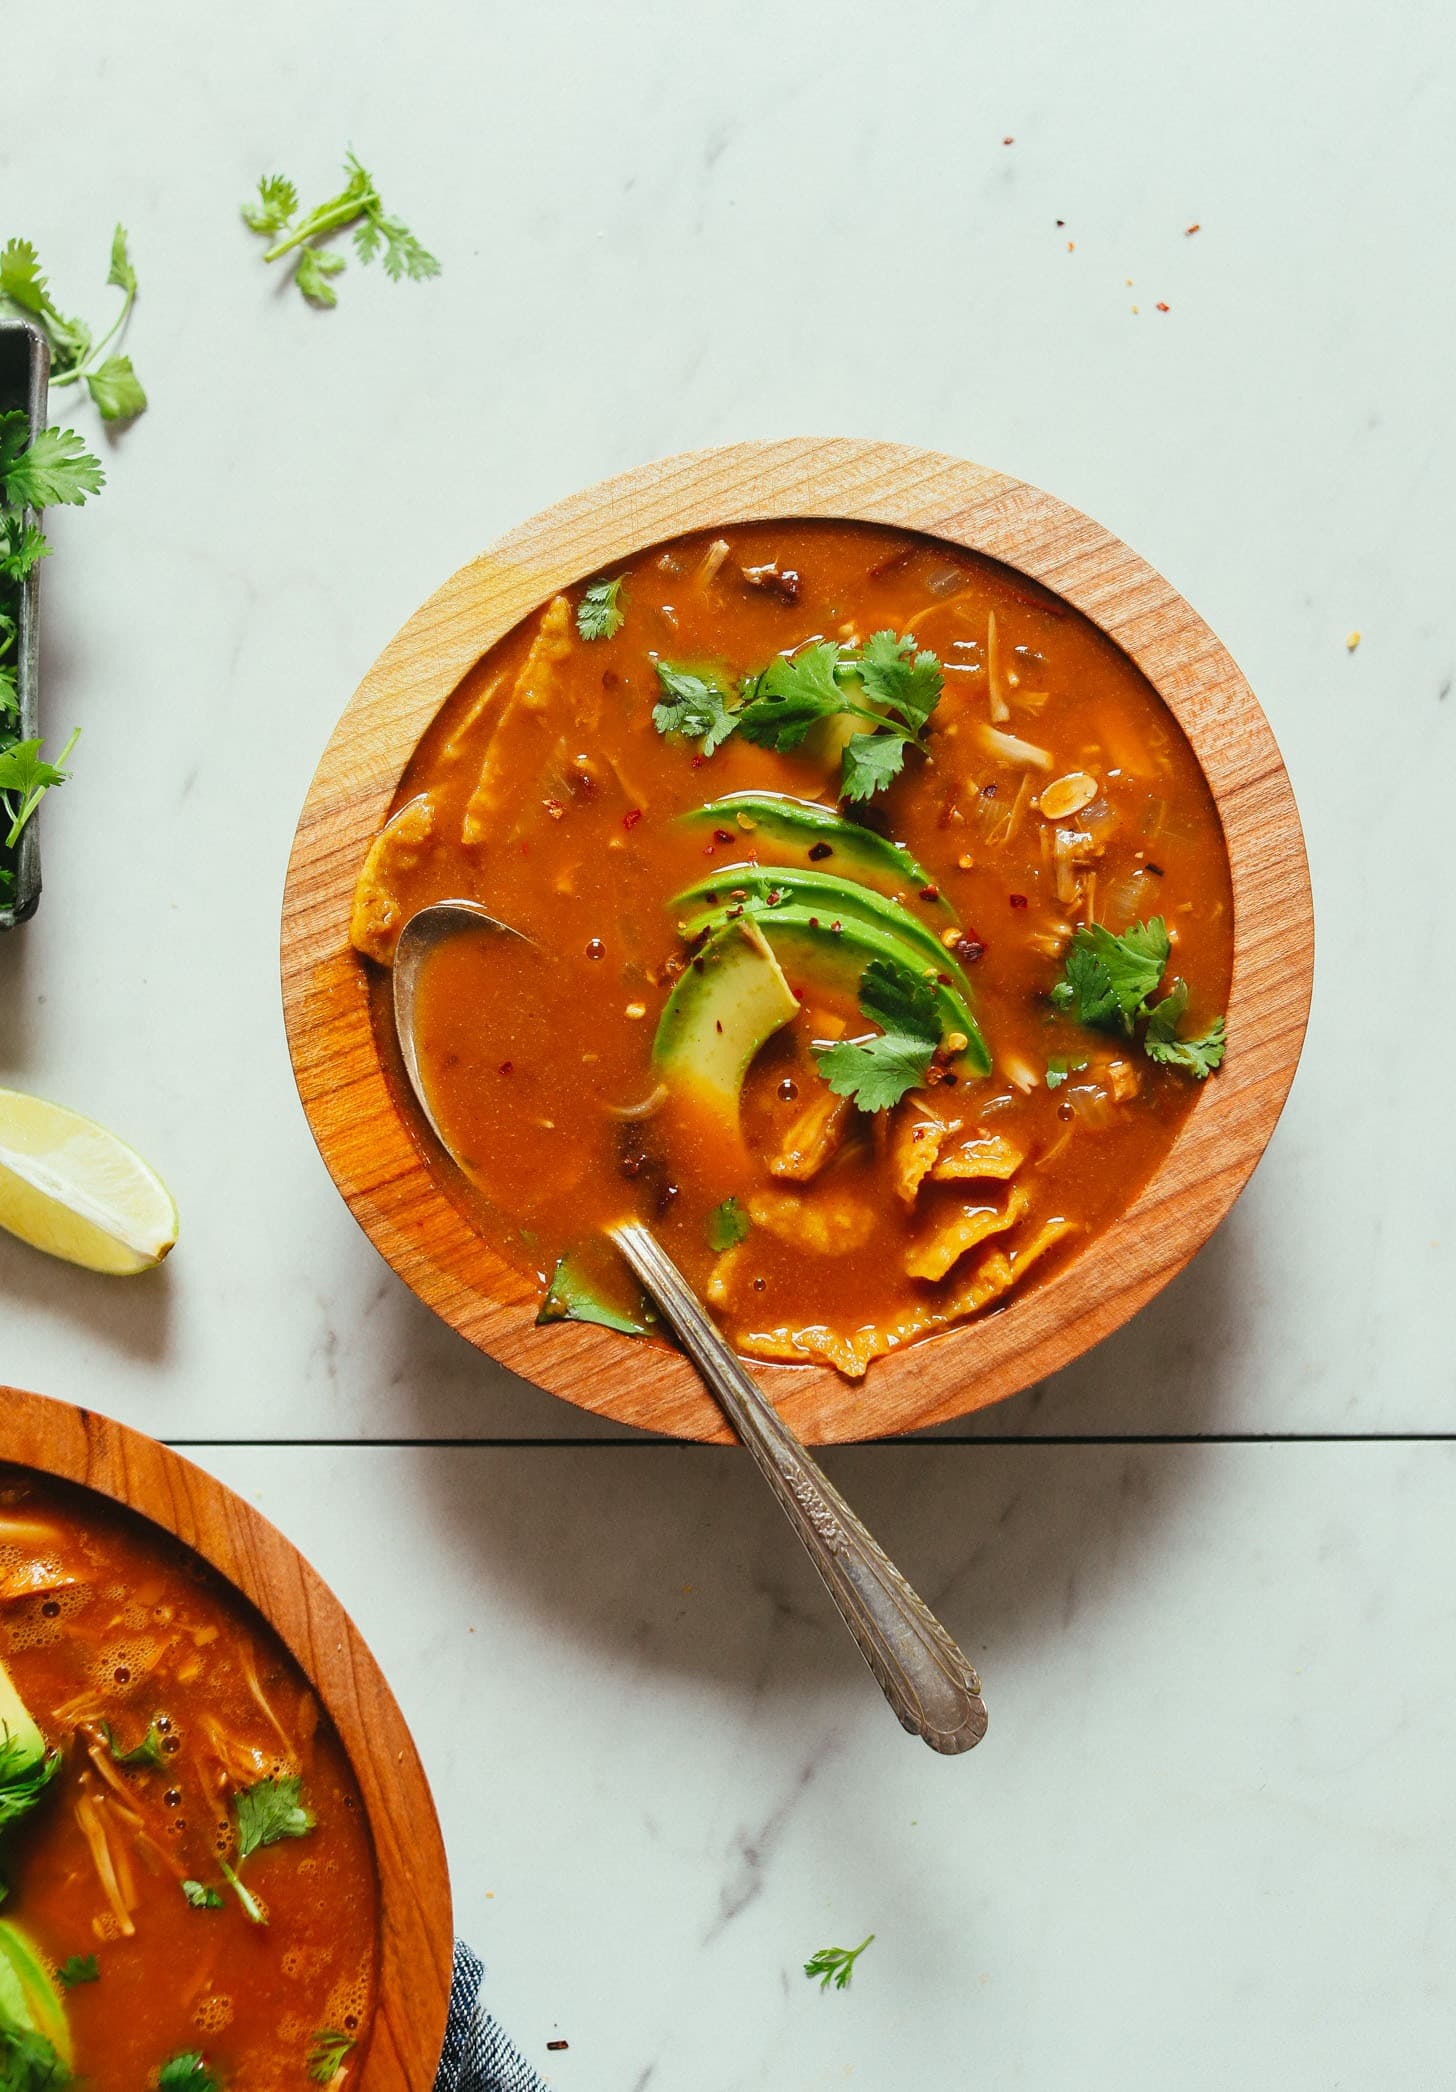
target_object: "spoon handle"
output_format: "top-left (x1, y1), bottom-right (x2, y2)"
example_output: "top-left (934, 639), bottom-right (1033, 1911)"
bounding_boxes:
top-left (610, 1222), bottom-right (987, 1755)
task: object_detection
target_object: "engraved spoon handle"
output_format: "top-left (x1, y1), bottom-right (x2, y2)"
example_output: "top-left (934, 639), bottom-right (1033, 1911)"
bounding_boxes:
top-left (610, 1222), bottom-right (987, 1754)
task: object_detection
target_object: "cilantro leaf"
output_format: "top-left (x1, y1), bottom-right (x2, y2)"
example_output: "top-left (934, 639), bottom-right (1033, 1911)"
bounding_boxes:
top-left (105, 224), bottom-right (137, 299)
top-left (0, 731), bottom-right (79, 851)
top-left (246, 153), bottom-right (438, 306)
top-left (294, 247), bottom-right (346, 307)
top-left (99, 1716), bottom-right (167, 1771)
top-left (737, 642), bottom-right (845, 750)
top-left (235, 1775), bottom-right (315, 1862)
top-left (0, 241), bottom-right (48, 319)
top-left (308, 2030), bottom-right (357, 2084)
top-left (1050, 918), bottom-right (1169, 1031)
top-left (854, 629), bottom-right (942, 730)
top-left (84, 356), bottom-right (147, 423)
top-left (1045, 1056), bottom-right (1087, 1090)
top-left (803, 1933), bottom-right (874, 1991)
top-left (706, 1197), bottom-right (750, 1251)
top-left (813, 957), bottom-right (943, 1113)
top-left (57, 1953), bottom-right (98, 1988)
top-left (537, 1255), bottom-right (651, 1335)
top-left (652, 663), bottom-right (740, 756)
top-left (1, 427), bottom-right (105, 510)
top-left (181, 1879), bottom-right (224, 1910)
top-left (1143, 978), bottom-right (1227, 1077)
top-left (577, 578), bottom-right (625, 641)
top-left (0, 2026), bottom-right (70, 2089)
top-left (839, 731), bottom-right (906, 804)
top-left (241, 174), bottom-right (299, 236)
top-left (0, 515), bottom-right (51, 583)
top-left (158, 2055), bottom-right (219, 2092)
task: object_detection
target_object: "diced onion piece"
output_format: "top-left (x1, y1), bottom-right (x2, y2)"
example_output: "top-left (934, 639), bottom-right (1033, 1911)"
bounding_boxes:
top-left (606, 1085), bottom-right (670, 1121)
top-left (974, 722), bottom-right (1053, 770)
top-left (1039, 771), bottom-right (1099, 820)
top-left (694, 538), bottom-right (731, 587)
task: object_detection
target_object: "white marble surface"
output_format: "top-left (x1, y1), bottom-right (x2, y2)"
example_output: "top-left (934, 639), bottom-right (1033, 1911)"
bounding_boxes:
top-left (0, 2), bottom-right (1452, 2084)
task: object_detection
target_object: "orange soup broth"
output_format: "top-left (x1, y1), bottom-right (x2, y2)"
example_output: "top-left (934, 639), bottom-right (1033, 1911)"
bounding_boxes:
top-left (0, 1471), bottom-right (376, 2087)
top-left (378, 521), bottom-right (1233, 1356)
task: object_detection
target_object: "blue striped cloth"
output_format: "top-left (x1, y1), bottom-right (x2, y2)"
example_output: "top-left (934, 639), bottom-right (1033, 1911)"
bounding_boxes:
top-left (435, 1942), bottom-right (551, 2092)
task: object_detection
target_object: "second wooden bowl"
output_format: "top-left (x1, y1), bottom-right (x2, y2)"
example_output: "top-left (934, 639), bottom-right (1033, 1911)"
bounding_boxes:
top-left (0, 1383), bottom-right (453, 2086)
top-left (281, 440), bottom-right (1313, 1445)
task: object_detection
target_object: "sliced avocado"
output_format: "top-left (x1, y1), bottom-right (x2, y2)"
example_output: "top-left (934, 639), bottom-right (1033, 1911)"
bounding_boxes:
top-left (671, 863), bottom-right (967, 989)
top-left (652, 917), bottom-right (800, 1116)
top-left (0, 1921), bottom-right (72, 2065)
top-left (732, 906), bottom-right (989, 1072)
top-left (537, 1253), bottom-right (654, 1337)
top-left (680, 792), bottom-right (938, 898)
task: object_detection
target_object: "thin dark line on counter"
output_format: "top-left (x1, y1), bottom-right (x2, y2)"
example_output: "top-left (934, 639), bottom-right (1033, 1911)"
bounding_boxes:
top-left (163, 1433), bottom-right (1456, 1449)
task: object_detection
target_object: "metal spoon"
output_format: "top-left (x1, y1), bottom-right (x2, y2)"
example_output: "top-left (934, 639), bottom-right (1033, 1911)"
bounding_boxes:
top-left (394, 899), bottom-right (988, 1754)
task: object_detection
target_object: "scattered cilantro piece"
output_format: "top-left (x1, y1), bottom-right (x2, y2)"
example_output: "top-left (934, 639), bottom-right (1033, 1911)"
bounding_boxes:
top-left (803, 1933), bottom-right (875, 1991)
top-left (56, 1954), bottom-right (97, 1989)
top-left (181, 1879), bottom-right (224, 1911)
top-left (0, 424), bottom-right (104, 510)
top-left (737, 641), bottom-right (847, 749)
top-left (1044, 1056), bottom-right (1087, 1090)
top-left (577, 578), bottom-right (625, 641)
top-left (0, 228), bottom-right (147, 424)
top-left (0, 1717), bottom-right (61, 1834)
top-left (308, 2030), bottom-right (357, 2084)
top-left (652, 663), bottom-right (740, 756)
top-left (1143, 978), bottom-right (1227, 1078)
top-left (706, 1197), bottom-right (750, 1251)
top-left (854, 630), bottom-right (942, 730)
top-left (738, 630), bottom-right (942, 800)
top-left (99, 1717), bottom-right (167, 1771)
top-left (158, 2055), bottom-right (219, 2092)
top-left (243, 153), bottom-right (440, 306)
top-left (814, 957), bottom-right (942, 1114)
top-left (839, 730), bottom-right (906, 804)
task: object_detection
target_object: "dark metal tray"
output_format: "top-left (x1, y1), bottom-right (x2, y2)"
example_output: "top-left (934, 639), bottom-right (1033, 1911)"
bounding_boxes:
top-left (0, 318), bottom-right (50, 929)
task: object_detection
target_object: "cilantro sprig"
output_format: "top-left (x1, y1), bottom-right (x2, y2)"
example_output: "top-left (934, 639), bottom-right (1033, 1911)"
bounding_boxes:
top-left (243, 153), bottom-right (440, 307)
top-left (99, 1716), bottom-right (167, 1772)
top-left (1050, 918), bottom-right (1226, 1079)
top-left (158, 2055), bottom-right (219, 2092)
top-left (649, 631), bottom-right (943, 802)
top-left (0, 228), bottom-right (147, 424)
top-left (804, 1933), bottom-right (875, 1991)
top-left (56, 1954), bottom-right (98, 1989)
top-left (577, 577), bottom-right (625, 641)
top-left (706, 1196), bottom-right (750, 1251)
top-left (215, 1774), bottom-right (315, 1925)
top-left (308, 2030), bottom-right (357, 2084)
top-left (814, 959), bottom-right (943, 1114)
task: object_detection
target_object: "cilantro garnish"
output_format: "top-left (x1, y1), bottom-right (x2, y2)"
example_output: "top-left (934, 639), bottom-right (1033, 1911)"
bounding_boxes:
top-left (1050, 918), bottom-right (1226, 1079)
top-left (577, 578), bottom-right (625, 641)
top-left (0, 1723), bottom-right (61, 1836)
top-left (1045, 1056), bottom-right (1087, 1089)
top-left (706, 1197), bottom-right (750, 1251)
top-left (652, 663), bottom-right (740, 757)
top-left (0, 2027), bottom-right (69, 2090)
top-left (803, 1933), bottom-right (875, 1991)
top-left (648, 631), bottom-right (942, 802)
top-left (1143, 977), bottom-right (1227, 1077)
top-left (242, 153), bottom-right (440, 306)
top-left (56, 1954), bottom-right (98, 1988)
top-left (181, 1880), bottom-right (224, 1911)
top-left (0, 228), bottom-right (147, 424)
top-left (99, 1716), bottom-right (167, 1771)
top-left (218, 1775), bottom-right (315, 1925)
top-left (158, 2056), bottom-right (219, 2092)
top-left (814, 959), bottom-right (943, 1114)
top-left (0, 732), bottom-right (80, 852)
top-left (537, 1255), bottom-right (651, 1335)
top-left (308, 2030), bottom-right (357, 2084)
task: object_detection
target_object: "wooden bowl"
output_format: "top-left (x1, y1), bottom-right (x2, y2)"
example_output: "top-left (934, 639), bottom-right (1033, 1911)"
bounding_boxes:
top-left (282, 440), bottom-right (1313, 1445)
top-left (0, 1382), bottom-right (452, 2086)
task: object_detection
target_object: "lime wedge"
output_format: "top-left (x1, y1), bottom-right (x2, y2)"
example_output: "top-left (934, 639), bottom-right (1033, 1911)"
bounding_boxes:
top-left (0, 1086), bottom-right (177, 1275)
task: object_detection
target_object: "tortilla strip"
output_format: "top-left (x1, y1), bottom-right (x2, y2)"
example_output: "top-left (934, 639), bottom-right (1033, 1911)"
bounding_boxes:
top-left (462, 595), bottom-right (575, 845)
top-left (349, 796), bottom-right (436, 965)
top-left (769, 1091), bottom-right (852, 1182)
top-left (889, 1101), bottom-right (963, 1206)
top-left (930, 1130), bottom-right (1025, 1182)
top-left (904, 1185), bottom-right (1030, 1282)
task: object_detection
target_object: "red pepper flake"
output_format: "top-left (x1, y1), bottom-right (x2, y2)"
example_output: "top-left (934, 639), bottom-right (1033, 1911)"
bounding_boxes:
top-left (543, 797), bottom-right (565, 820)
top-left (1002, 135), bottom-right (1015, 145)
top-left (691, 752), bottom-right (706, 769)
top-left (830, 919), bottom-right (843, 934)
top-left (942, 1070), bottom-right (958, 1087)
top-left (1009, 893), bottom-right (1028, 909)
top-left (623, 807), bottom-right (643, 830)
top-left (1145, 862), bottom-right (1164, 877)
top-left (1185, 222), bottom-right (1200, 236)
top-left (714, 828), bottom-right (735, 845)
top-left (918, 884), bottom-right (940, 902)
top-left (1066, 241), bottom-right (1075, 252)
top-left (702, 890), bottom-right (719, 905)
top-left (498, 1060), bottom-right (513, 1075)
top-left (1156, 301), bottom-right (1170, 313)
top-left (715, 1019), bottom-right (723, 1034)
top-left (808, 841), bottom-right (833, 861)
top-left (547, 2041), bottom-right (569, 2052)
top-left (981, 782), bottom-right (998, 799)
top-left (954, 936), bottom-right (986, 964)
top-left (1055, 218), bottom-right (1066, 227)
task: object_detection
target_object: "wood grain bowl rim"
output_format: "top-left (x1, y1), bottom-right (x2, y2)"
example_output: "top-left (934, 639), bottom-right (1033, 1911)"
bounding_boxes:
top-left (281, 438), bottom-right (1314, 1446)
top-left (0, 1383), bottom-right (452, 2087)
